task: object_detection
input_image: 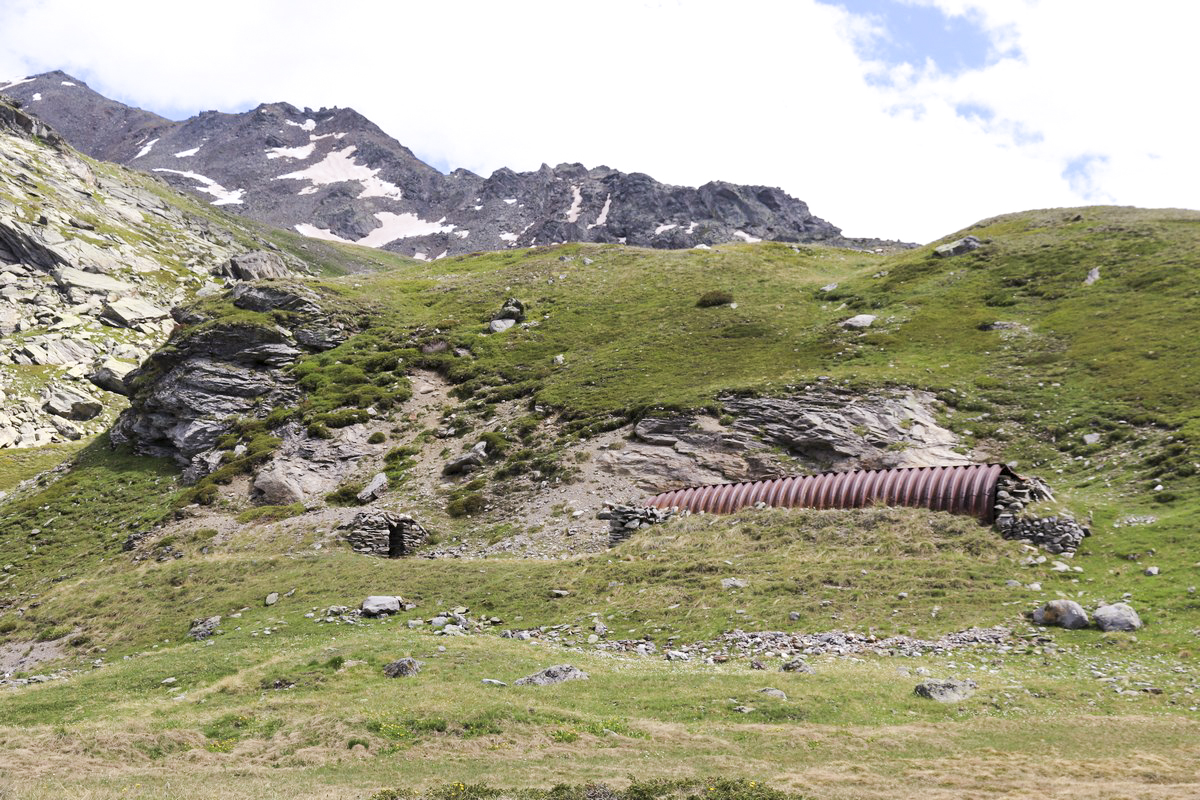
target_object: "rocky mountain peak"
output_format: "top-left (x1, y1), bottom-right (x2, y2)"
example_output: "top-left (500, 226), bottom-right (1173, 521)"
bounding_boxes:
top-left (3, 70), bottom-right (911, 260)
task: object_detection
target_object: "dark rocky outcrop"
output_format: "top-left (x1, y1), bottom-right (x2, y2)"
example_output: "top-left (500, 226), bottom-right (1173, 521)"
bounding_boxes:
top-left (215, 250), bottom-right (292, 281)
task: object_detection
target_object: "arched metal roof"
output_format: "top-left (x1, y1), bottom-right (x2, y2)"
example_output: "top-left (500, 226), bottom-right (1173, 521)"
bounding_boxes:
top-left (645, 464), bottom-right (1015, 524)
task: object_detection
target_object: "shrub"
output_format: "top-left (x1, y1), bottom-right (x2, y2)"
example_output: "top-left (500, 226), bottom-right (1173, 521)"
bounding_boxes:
top-left (447, 492), bottom-right (485, 517)
top-left (368, 432), bottom-right (386, 444)
top-left (696, 290), bottom-right (734, 307)
top-left (326, 482), bottom-right (365, 506)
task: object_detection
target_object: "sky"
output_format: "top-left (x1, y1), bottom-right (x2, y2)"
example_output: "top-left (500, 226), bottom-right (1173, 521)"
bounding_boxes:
top-left (0, 0), bottom-right (1196, 243)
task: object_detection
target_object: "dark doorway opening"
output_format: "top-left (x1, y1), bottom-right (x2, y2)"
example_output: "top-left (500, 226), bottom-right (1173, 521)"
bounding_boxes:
top-left (387, 521), bottom-right (405, 558)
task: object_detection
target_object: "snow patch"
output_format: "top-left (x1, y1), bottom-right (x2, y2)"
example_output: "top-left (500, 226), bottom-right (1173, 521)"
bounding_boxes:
top-left (587, 194), bottom-right (612, 229)
top-left (565, 185), bottom-right (583, 223)
top-left (134, 138), bottom-right (159, 159)
top-left (31, 93), bottom-right (41, 101)
top-left (434, 250), bottom-right (448, 260)
top-left (685, 221), bottom-right (698, 234)
top-left (174, 147), bottom-right (200, 158)
top-left (294, 212), bottom-right (454, 248)
top-left (454, 230), bottom-right (470, 239)
top-left (733, 230), bottom-right (762, 243)
top-left (298, 186), bottom-right (319, 195)
top-left (654, 223), bottom-right (677, 235)
top-left (0, 77), bottom-right (34, 91)
top-left (274, 145), bottom-right (403, 201)
top-left (693, 244), bottom-right (711, 250)
top-left (267, 142), bottom-right (315, 160)
top-left (472, 205), bottom-right (483, 211)
top-left (503, 198), bottom-right (517, 205)
top-left (60, 81), bottom-right (76, 86)
top-left (413, 252), bottom-right (429, 262)
top-left (285, 118), bottom-right (317, 131)
top-left (499, 232), bottom-right (519, 243)
top-left (151, 168), bottom-right (244, 205)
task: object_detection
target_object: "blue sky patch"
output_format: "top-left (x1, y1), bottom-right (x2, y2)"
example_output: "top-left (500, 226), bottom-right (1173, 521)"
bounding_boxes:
top-left (823, 0), bottom-right (1018, 79)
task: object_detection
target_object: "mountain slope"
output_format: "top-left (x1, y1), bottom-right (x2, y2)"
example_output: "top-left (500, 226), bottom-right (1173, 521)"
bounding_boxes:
top-left (2, 71), bottom-right (906, 260)
top-left (1, 203), bottom-right (1198, 798)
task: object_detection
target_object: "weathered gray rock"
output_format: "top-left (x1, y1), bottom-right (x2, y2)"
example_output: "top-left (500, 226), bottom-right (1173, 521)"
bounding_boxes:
top-left (1094, 602), bottom-right (1142, 632)
top-left (356, 472), bottom-right (388, 503)
top-left (721, 578), bottom-right (749, 589)
top-left (914, 678), bottom-right (976, 702)
top-left (383, 657), bottom-right (422, 678)
top-left (487, 318), bottom-right (515, 334)
top-left (87, 358), bottom-right (136, 395)
top-left (514, 664), bottom-right (589, 686)
top-left (934, 235), bottom-right (982, 258)
top-left (187, 616), bottom-right (221, 640)
top-left (265, 592), bottom-right (279, 606)
top-left (840, 314), bottom-right (876, 329)
top-left (229, 281), bottom-right (321, 314)
top-left (216, 250), bottom-right (291, 281)
top-left (101, 297), bottom-right (169, 327)
top-left (781, 659), bottom-right (814, 673)
top-left (252, 462), bottom-right (306, 505)
top-left (53, 266), bottom-right (134, 294)
top-left (444, 441), bottom-right (488, 475)
top-left (362, 596), bottom-right (402, 616)
top-left (43, 388), bottom-right (101, 420)
top-left (1033, 599), bottom-right (1089, 629)
top-left (758, 687), bottom-right (788, 700)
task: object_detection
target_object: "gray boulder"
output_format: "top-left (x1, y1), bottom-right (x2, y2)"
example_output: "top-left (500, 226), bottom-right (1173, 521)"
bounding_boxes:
top-left (101, 297), bottom-right (169, 327)
top-left (217, 250), bottom-right (291, 281)
top-left (758, 687), bottom-right (788, 700)
top-left (383, 657), bottom-right (422, 678)
top-left (43, 388), bottom-right (102, 420)
top-left (934, 235), bottom-right (982, 258)
top-left (487, 318), bottom-right (516, 334)
top-left (361, 596), bottom-right (402, 616)
top-left (781, 659), bottom-right (814, 673)
top-left (514, 664), bottom-right (590, 686)
top-left (840, 314), bottom-right (876, 329)
top-left (443, 441), bottom-right (488, 475)
top-left (356, 472), bottom-right (388, 503)
top-left (252, 462), bottom-right (306, 505)
top-left (915, 679), bottom-right (976, 703)
top-left (187, 615), bottom-right (222, 640)
top-left (1094, 602), bottom-right (1142, 632)
top-left (88, 358), bottom-right (135, 395)
top-left (1032, 599), bottom-right (1089, 629)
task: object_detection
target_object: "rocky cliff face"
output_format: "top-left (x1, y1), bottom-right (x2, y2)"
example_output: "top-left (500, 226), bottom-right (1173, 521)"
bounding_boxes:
top-left (0, 93), bottom-right (306, 451)
top-left (3, 71), bottom-right (909, 261)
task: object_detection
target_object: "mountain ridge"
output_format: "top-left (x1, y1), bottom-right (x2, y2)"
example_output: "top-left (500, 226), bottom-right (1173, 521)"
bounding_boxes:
top-left (2, 70), bottom-right (911, 259)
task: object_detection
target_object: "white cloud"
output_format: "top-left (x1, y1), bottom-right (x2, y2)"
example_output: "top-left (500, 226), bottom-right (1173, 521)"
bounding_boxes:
top-left (0, 0), bottom-right (1195, 242)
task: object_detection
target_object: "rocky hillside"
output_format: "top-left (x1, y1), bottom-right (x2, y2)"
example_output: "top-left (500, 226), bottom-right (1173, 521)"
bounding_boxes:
top-left (2, 71), bottom-right (908, 260)
top-left (0, 93), bottom-right (370, 455)
top-left (1, 196), bottom-right (1199, 798)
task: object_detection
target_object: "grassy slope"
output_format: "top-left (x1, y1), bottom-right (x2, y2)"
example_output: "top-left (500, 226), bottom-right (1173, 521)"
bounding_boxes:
top-left (1, 205), bottom-right (1199, 798)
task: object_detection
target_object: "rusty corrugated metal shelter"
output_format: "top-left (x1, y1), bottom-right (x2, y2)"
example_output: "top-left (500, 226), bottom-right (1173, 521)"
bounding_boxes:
top-left (646, 464), bottom-right (1017, 524)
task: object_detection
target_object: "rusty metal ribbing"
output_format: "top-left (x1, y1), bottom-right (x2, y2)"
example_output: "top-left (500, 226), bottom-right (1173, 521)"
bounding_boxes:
top-left (646, 464), bottom-right (1014, 524)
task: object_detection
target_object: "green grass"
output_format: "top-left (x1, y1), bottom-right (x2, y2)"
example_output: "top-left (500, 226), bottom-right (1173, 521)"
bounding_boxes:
top-left (3, 206), bottom-right (1200, 798)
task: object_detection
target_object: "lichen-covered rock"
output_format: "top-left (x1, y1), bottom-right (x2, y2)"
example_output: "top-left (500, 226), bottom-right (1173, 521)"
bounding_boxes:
top-left (383, 657), bottom-right (422, 678)
top-left (1094, 602), bottom-right (1142, 632)
top-left (914, 678), bottom-right (976, 703)
top-left (514, 664), bottom-right (589, 686)
top-left (1033, 599), bottom-right (1089, 629)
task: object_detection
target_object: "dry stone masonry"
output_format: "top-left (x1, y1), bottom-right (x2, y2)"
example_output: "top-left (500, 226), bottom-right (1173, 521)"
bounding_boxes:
top-left (993, 472), bottom-right (1090, 553)
top-left (598, 503), bottom-right (674, 547)
top-left (344, 510), bottom-right (429, 557)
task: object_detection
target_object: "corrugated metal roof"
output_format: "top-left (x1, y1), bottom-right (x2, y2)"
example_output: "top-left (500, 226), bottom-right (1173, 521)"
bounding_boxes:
top-left (646, 464), bottom-right (1016, 523)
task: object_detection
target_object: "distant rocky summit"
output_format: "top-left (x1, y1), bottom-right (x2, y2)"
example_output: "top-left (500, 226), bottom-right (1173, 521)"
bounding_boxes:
top-left (3, 71), bottom-right (909, 259)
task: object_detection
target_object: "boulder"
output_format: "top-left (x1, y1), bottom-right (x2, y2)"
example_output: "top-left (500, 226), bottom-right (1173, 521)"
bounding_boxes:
top-left (514, 664), bottom-right (590, 686)
top-left (187, 616), bottom-right (222, 640)
top-left (229, 282), bottom-right (321, 314)
top-left (934, 235), bottom-right (982, 258)
top-left (781, 659), bottom-right (814, 673)
top-left (361, 596), bottom-right (403, 616)
top-left (217, 250), bottom-right (291, 281)
top-left (252, 462), bottom-right (306, 505)
top-left (443, 441), bottom-right (488, 475)
top-left (88, 358), bottom-right (136, 395)
top-left (493, 297), bottom-right (526, 322)
top-left (1032, 599), bottom-right (1089, 630)
top-left (102, 297), bottom-right (169, 327)
top-left (264, 592), bottom-right (279, 606)
top-left (356, 472), bottom-right (388, 503)
top-left (1094, 602), bottom-right (1142, 632)
top-left (383, 657), bottom-right (423, 678)
top-left (488, 318), bottom-right (515, 334)
top-left (758, 687), bottom-right (788, 700)
top-left (43, 388), bottom-right (102, 420)
top-left (840, 314), bottom-right (877, 329)
top-left (53, 266), bottom-right (134, 294)
top-left (914, 678), bottom-right (976, 703)
top-left (721, 578), bottom-right (748, 589)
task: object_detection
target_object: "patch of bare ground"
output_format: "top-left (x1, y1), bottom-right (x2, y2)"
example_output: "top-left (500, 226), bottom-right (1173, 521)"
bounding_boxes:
top-left (0, 638), bottom-right (66, 674)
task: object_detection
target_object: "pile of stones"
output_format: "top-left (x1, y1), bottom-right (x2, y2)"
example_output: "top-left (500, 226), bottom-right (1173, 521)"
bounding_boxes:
top-left (598, 504), bottom-right (675, 546)
top-left (343, 510), bottom-right (429, 557)
top-left (993, 472), bottom-right (1089, 553)
top-left (687, 626), bottom-right (1013, 661)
